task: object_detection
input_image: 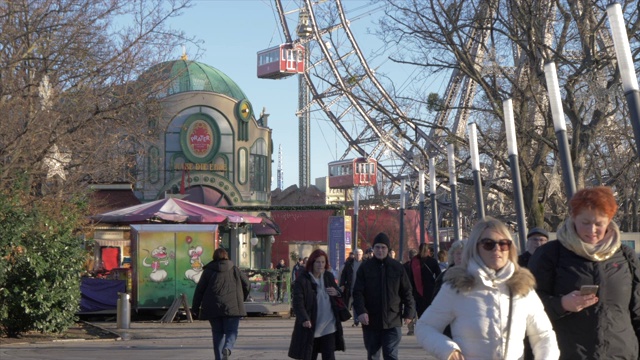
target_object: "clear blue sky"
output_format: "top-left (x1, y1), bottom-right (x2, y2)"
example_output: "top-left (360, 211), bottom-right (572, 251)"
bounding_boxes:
top-left (169, 0), bottom-right (443, 189)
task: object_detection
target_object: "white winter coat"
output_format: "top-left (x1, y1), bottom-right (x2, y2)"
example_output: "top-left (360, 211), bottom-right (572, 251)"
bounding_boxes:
top-left (415, 259), bottom-right (559, 360)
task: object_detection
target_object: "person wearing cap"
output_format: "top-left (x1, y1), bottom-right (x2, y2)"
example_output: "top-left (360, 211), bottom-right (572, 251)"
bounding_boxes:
top-left (519, 227), bottom-right (550, 360)
top-left (518, 227), bottom-right (549, 268)
top-left (352, 232), bottom-right (416, 360)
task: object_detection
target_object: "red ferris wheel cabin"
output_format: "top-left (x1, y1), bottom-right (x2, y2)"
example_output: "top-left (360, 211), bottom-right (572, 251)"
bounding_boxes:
top-left (257, 43), bottom-right (305, 79)
top-left (328, 158), bottom-right (378, 189)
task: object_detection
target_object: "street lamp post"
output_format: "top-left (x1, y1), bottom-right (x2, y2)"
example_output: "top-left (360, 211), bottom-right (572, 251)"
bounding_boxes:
top-left (353, 186), bottom-right (359, 253)
top-left (419, 170), bottom-right (426, 244)
top-left (468, 123), bottom-right (485, 219)
top-left (544, 62), bottom-right (577, 198)
top-left (429, 158), bottom-right (440, 256)
top-left (447, 144), bottom-right (461, 243)
top-left (399, 178), bottom-right (406, 261)
top-left (503, 98), bottom-right (528, 251)
top-left (607, 3), bottom-right (640, 156)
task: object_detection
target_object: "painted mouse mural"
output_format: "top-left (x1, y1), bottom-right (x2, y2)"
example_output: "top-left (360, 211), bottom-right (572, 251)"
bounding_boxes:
top-left (142, 246), bottom-right (171, 282)
top-left (185, 245), bottom-right (204, 283)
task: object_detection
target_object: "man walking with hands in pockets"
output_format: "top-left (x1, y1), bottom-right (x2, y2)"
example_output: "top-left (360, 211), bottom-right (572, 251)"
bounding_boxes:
top-left (353, 232), bottom-right (415, 360)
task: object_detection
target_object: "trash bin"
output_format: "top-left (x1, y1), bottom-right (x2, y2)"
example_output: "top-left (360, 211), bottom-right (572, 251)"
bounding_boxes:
top-left (117, 292), bottom-right (131, 329)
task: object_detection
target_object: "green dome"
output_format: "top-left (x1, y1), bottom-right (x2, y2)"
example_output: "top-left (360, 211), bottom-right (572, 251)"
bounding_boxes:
top-left (146, 60), bottom-right (248, 101)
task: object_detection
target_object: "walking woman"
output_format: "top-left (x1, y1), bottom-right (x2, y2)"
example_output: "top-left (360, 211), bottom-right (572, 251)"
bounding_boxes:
top-left (529, 186), bottom-right (640, 359)
top-left (288, 249), bottom-right (346, 360)
top-left (192, 248), bottom-right (250, 360)
top-left (415, 217), bottom-right (559, 360)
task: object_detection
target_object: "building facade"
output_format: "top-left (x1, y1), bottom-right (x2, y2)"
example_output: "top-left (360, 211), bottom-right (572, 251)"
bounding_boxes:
top-left (129, 59), bottom-right (274, 268)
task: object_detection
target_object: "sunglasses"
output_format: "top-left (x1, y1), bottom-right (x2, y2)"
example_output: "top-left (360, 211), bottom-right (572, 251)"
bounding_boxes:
top-left (479, 238), bottom-right (512, 251)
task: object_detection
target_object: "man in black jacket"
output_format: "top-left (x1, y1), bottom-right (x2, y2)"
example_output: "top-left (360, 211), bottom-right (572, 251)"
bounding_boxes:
top-left (192, 248), bottom-right (250, 360)
top-left (275, 259), bottom-right (287, 302)
top-left (339, 247), bottom-right (364, 326)
top-left (353, 233), bottom-right (416, 360)
top-left (518, 227), bottom-right (549, 268)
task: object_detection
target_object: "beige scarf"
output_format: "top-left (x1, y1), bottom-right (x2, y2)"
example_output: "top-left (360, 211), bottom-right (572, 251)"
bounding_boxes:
top-left (556, 217), bottom-right (621, 262)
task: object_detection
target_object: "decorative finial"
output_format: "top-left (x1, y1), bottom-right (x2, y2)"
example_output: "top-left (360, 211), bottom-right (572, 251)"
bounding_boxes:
top-left (181, 45), bottom-right (188, 61)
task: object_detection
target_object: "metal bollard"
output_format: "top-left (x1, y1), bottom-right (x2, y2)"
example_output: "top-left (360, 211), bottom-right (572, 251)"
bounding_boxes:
top-left (116, 292), bottom-right (131, 329)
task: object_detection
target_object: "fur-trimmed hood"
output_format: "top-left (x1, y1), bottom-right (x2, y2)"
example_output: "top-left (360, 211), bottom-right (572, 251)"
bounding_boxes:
top-left (443, 261), bottom-right (536, 297)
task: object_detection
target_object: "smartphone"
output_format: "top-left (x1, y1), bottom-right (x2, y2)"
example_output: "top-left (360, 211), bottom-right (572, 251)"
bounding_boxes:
top-left (580, 285), bottom-right (599, 296)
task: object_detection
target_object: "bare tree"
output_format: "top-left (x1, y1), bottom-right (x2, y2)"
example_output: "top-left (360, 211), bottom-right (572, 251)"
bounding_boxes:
top-left (375, 0), bottom-right (639, 231)
top-left (0, 0), bottom-right (201, 202)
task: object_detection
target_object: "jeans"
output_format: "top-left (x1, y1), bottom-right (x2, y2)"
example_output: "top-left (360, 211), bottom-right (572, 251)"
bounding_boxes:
top-left (209, 316), bottom-right (241, 360)
top-left (362, 326), bottom-right (402, 360)
top-left (311, 332), bottom-right (337, 360)
top-left (348, 297), bottom-right (359, 325)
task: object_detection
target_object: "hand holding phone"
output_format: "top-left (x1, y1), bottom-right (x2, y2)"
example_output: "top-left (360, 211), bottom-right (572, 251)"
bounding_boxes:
top-left (580, 285), bottom-right (599, 296)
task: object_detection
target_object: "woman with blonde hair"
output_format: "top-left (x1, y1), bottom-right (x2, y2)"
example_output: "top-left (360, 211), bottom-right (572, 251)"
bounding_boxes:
top-left (416, 217), bottom-right (559, 360)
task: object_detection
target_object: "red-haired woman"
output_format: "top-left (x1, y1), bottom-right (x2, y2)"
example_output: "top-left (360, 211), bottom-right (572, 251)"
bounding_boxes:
top-left (192, 248), bottom-right (250, 360)
top-left (288, 249), bottom-right (346, 360)
top-left (529, 186), bottom-right (640, 359)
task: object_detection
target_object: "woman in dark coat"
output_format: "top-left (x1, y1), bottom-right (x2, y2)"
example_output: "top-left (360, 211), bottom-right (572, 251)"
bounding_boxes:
top-left (406, 243), bottom-right (442, 318)
top-left (192, 248), bottom-right (250, 360)
top-left (529, 186), bottom-right (640, 360)
top-left (288, 249), bottom-right (346, 360)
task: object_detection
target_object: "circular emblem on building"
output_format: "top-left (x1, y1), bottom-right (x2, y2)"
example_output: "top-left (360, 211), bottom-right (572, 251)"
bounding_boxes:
top-left (180, 113), bottom-right (220, 163)
top-left (235, 99), bottom-right (253, 123)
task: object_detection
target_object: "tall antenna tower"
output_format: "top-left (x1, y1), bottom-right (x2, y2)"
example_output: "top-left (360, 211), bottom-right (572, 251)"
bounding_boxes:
top-left (277, 144), bottom-right (284, 190)
top-left (297, 9), bottom-right (313, 188)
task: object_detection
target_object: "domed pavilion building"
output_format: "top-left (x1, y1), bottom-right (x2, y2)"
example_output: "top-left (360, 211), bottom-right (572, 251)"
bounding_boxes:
top-left (132, 58), bottom-right (276, 269)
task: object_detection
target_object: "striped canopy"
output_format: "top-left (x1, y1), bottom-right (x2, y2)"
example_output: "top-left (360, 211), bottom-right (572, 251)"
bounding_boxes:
top-left (91, 197), bottom-right (262, 225)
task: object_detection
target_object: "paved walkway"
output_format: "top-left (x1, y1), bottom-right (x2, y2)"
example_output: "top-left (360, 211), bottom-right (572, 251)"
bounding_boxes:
top-left (0, 317), bottom-right (438, 360)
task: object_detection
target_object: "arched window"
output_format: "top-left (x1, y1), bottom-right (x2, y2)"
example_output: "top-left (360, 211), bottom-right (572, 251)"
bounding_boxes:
top-left (250, 139), bottom-right (267, 192)
top-left (148, 146), bottom-right (160, 183)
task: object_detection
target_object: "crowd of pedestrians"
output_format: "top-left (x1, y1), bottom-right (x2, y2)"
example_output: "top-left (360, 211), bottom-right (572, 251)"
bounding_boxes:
top-left (191, 185), bottom-right (640, 360)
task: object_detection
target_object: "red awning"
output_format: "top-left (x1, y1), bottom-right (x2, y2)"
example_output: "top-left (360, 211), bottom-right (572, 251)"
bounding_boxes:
top-left (253, 214), bottom-right (280, 236)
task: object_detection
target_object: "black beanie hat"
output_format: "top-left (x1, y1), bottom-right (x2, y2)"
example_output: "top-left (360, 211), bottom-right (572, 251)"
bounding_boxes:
top-left (373, 232), bottom-right (391, 249)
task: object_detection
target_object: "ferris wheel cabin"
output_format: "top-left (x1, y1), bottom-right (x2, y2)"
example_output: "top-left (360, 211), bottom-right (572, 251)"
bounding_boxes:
top-left (328, 158), bottom-right (378, 189)
top-left (257, 43), bottom-right (305, 79)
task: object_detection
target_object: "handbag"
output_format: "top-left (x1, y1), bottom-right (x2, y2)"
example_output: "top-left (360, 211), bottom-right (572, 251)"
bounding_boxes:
top-left (333, 295), bottom-right (352, 322)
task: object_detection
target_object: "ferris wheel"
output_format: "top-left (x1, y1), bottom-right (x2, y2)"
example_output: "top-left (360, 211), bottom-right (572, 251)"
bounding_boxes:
top-left (267, 0), bottom-right (480, 202)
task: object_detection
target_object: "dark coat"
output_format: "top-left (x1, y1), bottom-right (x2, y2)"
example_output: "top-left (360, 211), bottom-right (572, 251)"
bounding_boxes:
top-left (529, 240), bottom-right (640, 360)
top-left (353, 255), bottom-right (415, 330)
top-left (191, 259), bottom-right (250, 320)
top-left (518, 251), bottom-right (532, 268)
top-left (404, 255), bottom-right (441, 316)
top-left (338, 258), bottom-right (357, 304)
top-left (291, 263), bottom-right (303, 283)
top-left (288, 270), bottom-right (345, 360)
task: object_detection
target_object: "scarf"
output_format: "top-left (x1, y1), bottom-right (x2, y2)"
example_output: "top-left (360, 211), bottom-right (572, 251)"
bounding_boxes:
top-left (556, 217), bottom-right (621, 262)
top-left (469, 258), bottom-right (515, 287)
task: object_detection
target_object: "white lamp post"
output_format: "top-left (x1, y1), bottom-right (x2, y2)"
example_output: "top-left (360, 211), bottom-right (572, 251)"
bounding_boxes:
top-left (503, 98), bottom-right (528, 251)
top-left (544, 62), bottom-right (576, 197)
top-left (419, 170), bottom-right (426, 244)
top-left (468, 123), bottom-right (485, 219)
top-left (607, 3), bottom-right (640, 156)
top-left (429, 158), bottom-right (439, 254)
top-left (447, 144), bottom-right (461, 243)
